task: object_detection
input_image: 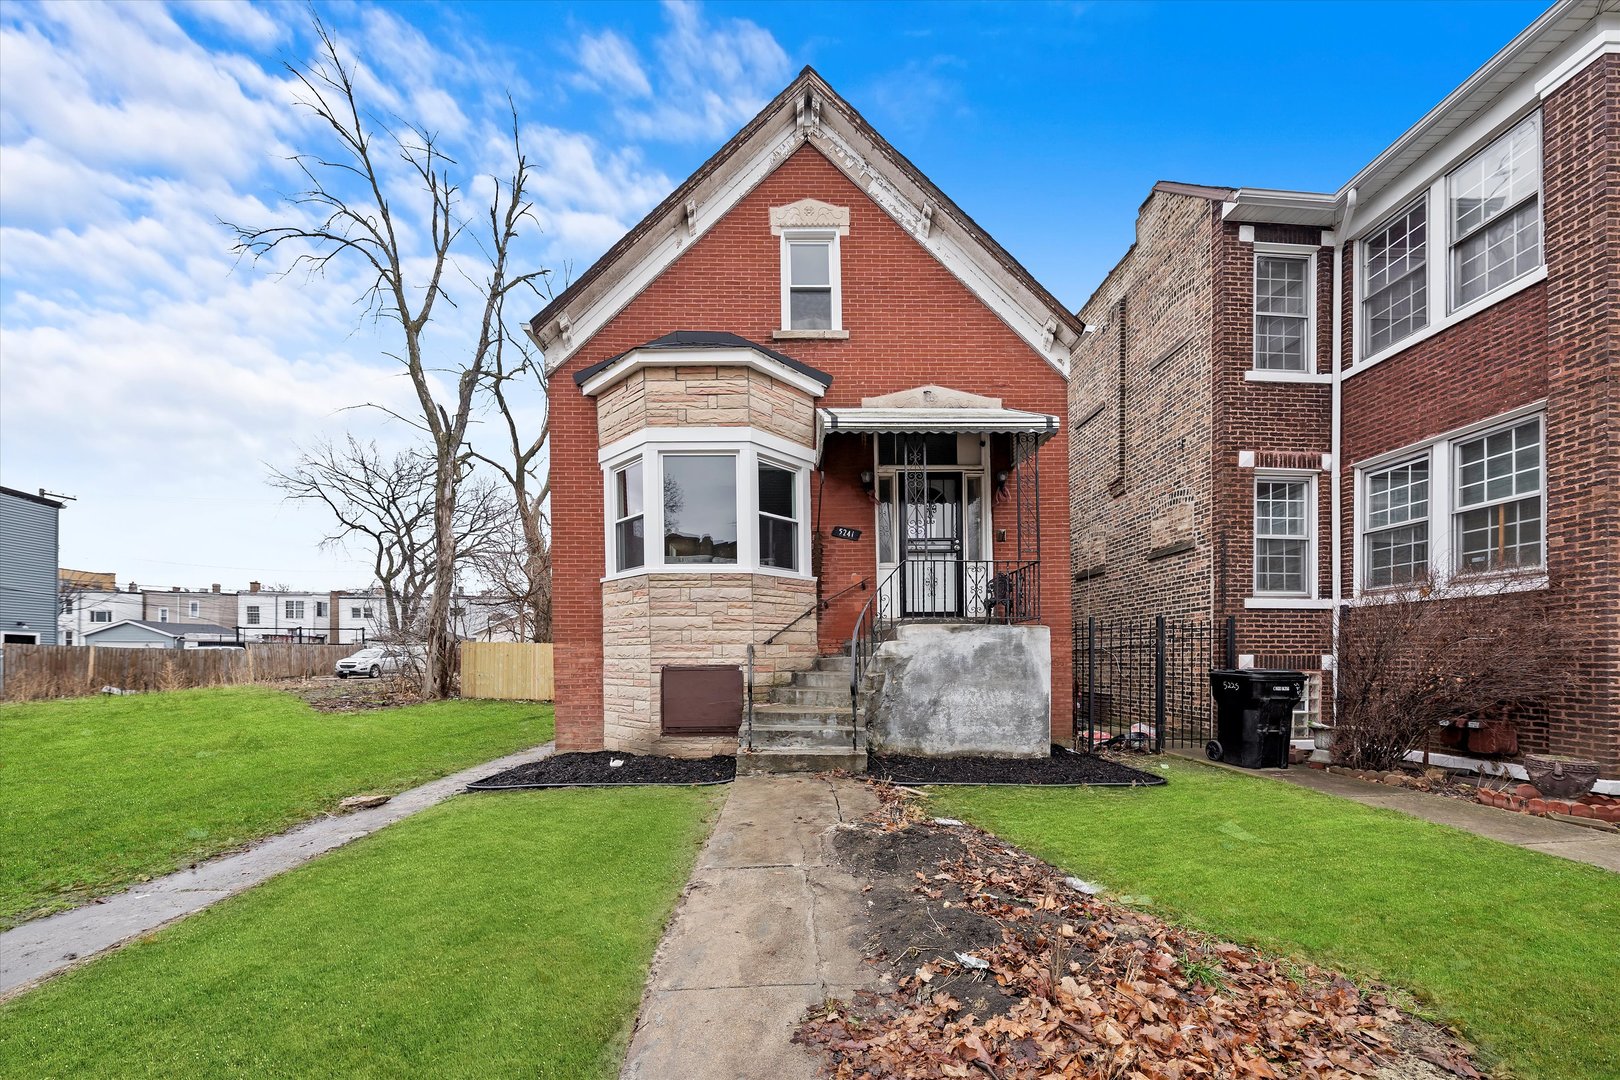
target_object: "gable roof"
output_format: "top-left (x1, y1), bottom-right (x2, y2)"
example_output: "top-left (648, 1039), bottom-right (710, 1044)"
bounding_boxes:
top-left (529, 67), bottom-right (1084, 379)
top-left (573, 330), bottom-right (832, 389)
top-left (85, 619), bottom-right (235, 639)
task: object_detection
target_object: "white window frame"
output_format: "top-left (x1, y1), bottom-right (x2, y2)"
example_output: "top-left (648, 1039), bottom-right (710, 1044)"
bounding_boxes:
top-left (158, 607), bottom-right (169, 623)
top-left (1250, 471), bottom-right (1318, 602)
top-left (1251, 245), bottom-right (1316, 374)
top-left (1451, 414), bottom-right (1545, 577)
top-left (90, 609), bottom-right (113, 623)
top-left (756, 455), bottom-right (805, 574)
top-left (188, 600), bottom-right (200, 618)
top-left (1447, 112), bottom-right (1543, 312)
top-left (1353, 403), bottom-right (1547, 597)
top-left (1351, 108), bottom-right (1548, 372)
top-left (285, 600), bottom-right (304, 620)
top-left (610, 457), bottom-right (646, 574)
top-left (245, 605), bottom-right (261, 626)
top-left (1361, 456), bottom-right (1432, 591)
top-left (1290, 672), bottom-right (1323, 740)
top-left (779, 229), bottom-right (842, 334)
top-left (599, 427), bottom-right (815, 581)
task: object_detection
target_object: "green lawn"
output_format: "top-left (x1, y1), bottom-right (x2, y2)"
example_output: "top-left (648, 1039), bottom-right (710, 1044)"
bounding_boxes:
top-left (934, 759), bottom-right (1620, 1080)
top-left (0, 687), bottom-right (553, 926)
top-left (0, 787), bottom-right (720, 1078)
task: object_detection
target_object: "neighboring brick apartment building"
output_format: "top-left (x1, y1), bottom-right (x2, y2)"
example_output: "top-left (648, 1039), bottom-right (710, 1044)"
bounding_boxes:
top-left (1073, 1), bottom-right (1619, 774)
top-left (535, 69), bottom-right (1079, 761)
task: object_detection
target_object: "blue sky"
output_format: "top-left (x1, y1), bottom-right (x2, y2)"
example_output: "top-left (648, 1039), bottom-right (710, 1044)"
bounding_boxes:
top-left (0, 0), bottom-right (1550, 590)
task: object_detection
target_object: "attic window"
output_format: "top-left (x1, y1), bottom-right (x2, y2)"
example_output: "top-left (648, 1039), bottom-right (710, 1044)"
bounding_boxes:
top-left (781, 231), bottom-right (841, 332)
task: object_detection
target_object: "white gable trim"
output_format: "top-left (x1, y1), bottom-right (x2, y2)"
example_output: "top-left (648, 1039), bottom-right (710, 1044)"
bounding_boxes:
top-left (535, 88), bottom-right (1077, 380)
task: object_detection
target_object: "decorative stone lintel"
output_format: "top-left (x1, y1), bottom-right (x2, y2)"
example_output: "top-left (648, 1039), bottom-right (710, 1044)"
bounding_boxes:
top-left (770, 198), bottom-right (850, 235)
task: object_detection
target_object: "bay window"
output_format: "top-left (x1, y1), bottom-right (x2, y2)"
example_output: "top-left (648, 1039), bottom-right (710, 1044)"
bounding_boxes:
top-left (1449, 113), bottom-right (1541, 308)
top-left (1254, 478), bottom-right (1311, 596)
top-left (602, 430), bottom-right (812, 577)
top-left (1362, 198), bottom-right (1428, 355)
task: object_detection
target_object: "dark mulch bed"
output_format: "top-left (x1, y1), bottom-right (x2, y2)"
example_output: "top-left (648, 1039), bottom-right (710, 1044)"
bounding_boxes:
top-left (467, 750), bottom-right (735, 790)
top-left (870, 747), bottom-right (1166, 787)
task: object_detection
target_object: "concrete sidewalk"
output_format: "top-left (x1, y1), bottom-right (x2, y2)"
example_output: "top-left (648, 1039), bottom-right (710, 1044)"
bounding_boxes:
top-left (620, 775), bottom-right (881, 1080)
top-left (0, 741), bottom-right (555, 998)
top-left (1175, 751), bottom-right (1620, 872)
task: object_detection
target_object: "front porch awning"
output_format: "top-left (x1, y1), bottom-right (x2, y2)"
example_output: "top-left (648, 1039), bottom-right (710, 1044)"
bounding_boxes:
top-left (815, 385), bottom-right (1059, 460)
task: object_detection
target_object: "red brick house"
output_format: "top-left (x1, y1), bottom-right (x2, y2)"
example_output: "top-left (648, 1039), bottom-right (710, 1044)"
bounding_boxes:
top-left (532, 70), bottom-right (1080, 769)
top-left (1072, 0), bottom-right (1619, 781)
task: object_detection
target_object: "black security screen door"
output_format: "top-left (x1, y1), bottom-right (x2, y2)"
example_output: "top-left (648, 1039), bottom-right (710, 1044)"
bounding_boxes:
top-left (902, 472), bottom-right (962, 615)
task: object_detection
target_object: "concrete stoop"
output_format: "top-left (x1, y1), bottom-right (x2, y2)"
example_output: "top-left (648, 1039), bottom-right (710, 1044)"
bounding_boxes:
top-left (740, 653), bottom-right (868, 774)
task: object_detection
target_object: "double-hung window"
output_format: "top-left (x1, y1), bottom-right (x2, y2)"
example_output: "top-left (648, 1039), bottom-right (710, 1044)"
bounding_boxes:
top-left (90, 609), bottom-right (112, 623)
top-left (1362, 199), bottom-right (1428, 355)
top-left (245, 605), bottom-right (260, 626)
top-left (188, 600), bottom-right (200, 618)
top-left (1449, 114), bottom-right (1541, 308)
top-left (1254, 255), bottom-right (1311, 371)
top-left (1254, 478), bottom-right (1311, 595)
top-left (285, 600), bottom-right (304, 619)
top-left (1364, 458), bottom-right (1430, 587)
top-left (158, 607), bottom-right (169, 623)
top-left (782, 232), bottom-right (839, 331)
top-left (612, 459), bottom-right (645, 573)
top-left (1454, 417), bottom-right (1542, 573)
top-left (757, 461), bottom-right (800, 572)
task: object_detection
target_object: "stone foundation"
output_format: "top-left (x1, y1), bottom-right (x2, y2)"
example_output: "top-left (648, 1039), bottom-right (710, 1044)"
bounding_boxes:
top-left (602, 572), bottom-right (817, 757)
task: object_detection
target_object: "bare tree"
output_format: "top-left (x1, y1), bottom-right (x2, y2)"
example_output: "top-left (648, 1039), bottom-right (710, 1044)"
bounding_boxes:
top-left (228, 17), bottom-right (548, 696)
top-left (1331, 571), bottom-right (1584, 771)
top-left (462, 503), bottom-right (551, 642)
top-left (269, 436), bottom-right (514, 639)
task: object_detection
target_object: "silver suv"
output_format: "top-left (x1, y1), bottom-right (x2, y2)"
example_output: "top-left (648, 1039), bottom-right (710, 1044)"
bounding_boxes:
top-left (334, 645), bottom-right (421, 679)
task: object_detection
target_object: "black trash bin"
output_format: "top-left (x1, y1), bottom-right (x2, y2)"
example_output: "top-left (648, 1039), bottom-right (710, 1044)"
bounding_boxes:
top-left (1206, 669), bottom-right (1306, 769)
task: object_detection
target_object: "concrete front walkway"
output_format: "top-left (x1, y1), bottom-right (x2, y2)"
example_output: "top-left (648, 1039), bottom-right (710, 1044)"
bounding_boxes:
top-left (621, 775), bottom-right (881, 1080)
top-left (1176, 751), bottom-right (1620, 872)
top-left (0, 741), bottom-right (555, 998)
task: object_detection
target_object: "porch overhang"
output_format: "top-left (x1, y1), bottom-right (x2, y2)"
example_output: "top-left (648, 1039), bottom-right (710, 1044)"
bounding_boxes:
top-left (815, 404), bottom-right (1059, 460)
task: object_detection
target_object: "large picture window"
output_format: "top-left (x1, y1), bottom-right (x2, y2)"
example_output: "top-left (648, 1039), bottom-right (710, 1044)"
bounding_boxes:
top-left (1364, 458), bottom-right (1429, 588)
top-left (1450, 114), bottom-right (1541, 308)
top-left (613, 459), bottom-right (645, 572)
top-left (663, 455), bottom-right (738, 564)
top-left (1363, 199), bottom-right (1428, 355)
top-left (1454, 417), bottom-right (1542, 574)
top-left (1254, 478), bottom-right (1311, 596)
top-left (1254, 254), bottom-right (1310, 371)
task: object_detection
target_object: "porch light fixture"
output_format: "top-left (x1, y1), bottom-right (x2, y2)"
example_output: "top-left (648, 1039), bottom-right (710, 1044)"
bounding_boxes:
top-left (995, 470), bottom-right (1009, 497)
top-left (859, 469), bottom-right (874, 493)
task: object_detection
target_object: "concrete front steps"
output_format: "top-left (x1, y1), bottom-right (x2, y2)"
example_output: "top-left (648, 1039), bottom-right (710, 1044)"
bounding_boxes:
top-left (737, 653), bottom-right (867, 774)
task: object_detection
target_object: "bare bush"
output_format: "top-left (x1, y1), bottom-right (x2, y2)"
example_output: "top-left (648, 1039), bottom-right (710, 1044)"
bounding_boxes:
top-left (1331, 571), bottom-right (1584, 771)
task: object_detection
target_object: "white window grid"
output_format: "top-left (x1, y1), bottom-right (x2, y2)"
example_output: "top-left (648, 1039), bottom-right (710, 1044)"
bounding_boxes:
top-left (1453, 417), bottom-right (1543, 574)
top-left (1253, 253), bottom-right (1312, 372)
top-left (1362, 198), bottom-right (1428, 355)
top-left (90, 609), bottom-right (113, 623)
top-left (245, 605), bottom-right (260, 625)
top-left (285, 601), bottom-right (304, 619)
top-left (1450, 114), bottom-right (1542, 308)
top-left (1254, 476), bottom-right (1313, 597)
top-left (1363, 458), bottom-right (1430, 588)
top-left (1355, 408), bottom-right (1546, 594)
top-left (601, 431), bottom-right (815, 580)
top-left (779, 229), bottom-right (842, 332)
top-left (1291, 673), bottom-right (1322, 739)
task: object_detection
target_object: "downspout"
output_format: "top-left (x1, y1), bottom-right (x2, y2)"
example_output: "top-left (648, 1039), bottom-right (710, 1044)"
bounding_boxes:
top-left (1330, 188), bottom-right (1358, 693)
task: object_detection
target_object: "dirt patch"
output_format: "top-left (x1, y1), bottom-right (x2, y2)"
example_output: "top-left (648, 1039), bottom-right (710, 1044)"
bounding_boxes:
top-left (467, 750), bottom-right (734, 789)
top-left (281, 676), bottom-right (423, 713)
top-left (870, 749), bottom-right (1165, 786)
top-left (796, 783), bottom-right (1487, 1079)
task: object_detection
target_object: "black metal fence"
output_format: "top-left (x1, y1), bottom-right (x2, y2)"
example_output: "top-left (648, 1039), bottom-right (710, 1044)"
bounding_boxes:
top-left (1074, 616), bottom-right (1233, 752)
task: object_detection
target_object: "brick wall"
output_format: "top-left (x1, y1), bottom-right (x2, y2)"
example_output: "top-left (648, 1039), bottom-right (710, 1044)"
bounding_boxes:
top-left (551, 144), bottom-right (1073, 750)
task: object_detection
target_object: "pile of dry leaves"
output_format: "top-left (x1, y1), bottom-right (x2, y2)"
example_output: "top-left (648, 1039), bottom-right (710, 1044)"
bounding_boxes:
top-left (795, 783), bottom-right (1484, 1080)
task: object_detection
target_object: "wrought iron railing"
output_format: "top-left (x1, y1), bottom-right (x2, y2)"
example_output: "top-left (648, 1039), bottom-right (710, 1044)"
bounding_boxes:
top-left (849, 558), bottom-right (1042, 738)
top-left (1074, 615), bottom-right (1233, 752)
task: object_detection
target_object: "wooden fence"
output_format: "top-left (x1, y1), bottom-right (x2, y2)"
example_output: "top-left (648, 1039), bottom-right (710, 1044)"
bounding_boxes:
top-left (0, 643), bottom-right (358, 701)
top-left (460, 642), bottom-right (555, 701)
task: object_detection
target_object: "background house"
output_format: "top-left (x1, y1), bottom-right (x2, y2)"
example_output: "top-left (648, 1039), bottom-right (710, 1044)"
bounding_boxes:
top-left (1072, 0), bottom-right (1618, 775)
top-left (58, 576), bottom-right (143, 646)
top-left (0, 486), bottom-right (63, 644)
top-left (143, 585), bottom-right (236, 629)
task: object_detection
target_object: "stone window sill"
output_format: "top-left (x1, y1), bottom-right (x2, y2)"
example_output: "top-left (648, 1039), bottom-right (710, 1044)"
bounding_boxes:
top-left (773, 329), bottom-right (849, 341)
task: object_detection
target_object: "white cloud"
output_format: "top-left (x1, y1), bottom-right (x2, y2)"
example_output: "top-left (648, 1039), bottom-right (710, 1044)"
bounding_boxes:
top-left (0, 0), bottom-right (675, 590)
top-left (573, 29), bottom-right (652, 98)
top-left (580, 0), bottom-right (791, 144)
